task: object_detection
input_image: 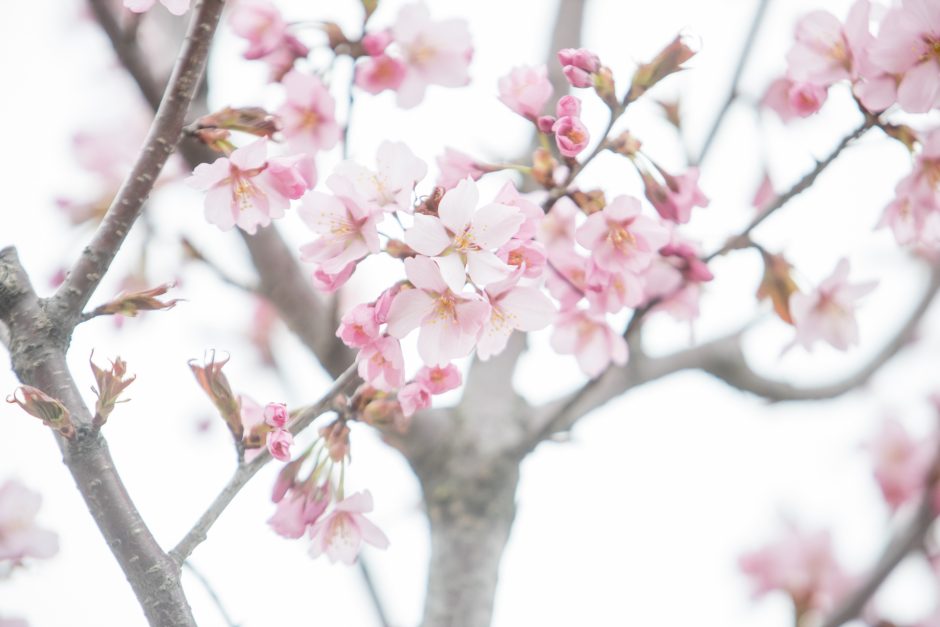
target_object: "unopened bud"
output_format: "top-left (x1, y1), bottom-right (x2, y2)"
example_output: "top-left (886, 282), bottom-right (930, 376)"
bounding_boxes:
top-left (609, 131), bottom-right (642, 158)
top-left (90, 353), bottom-right (136, 427)
top-left (627, 35), bottom-right (697, 104)
top-left (189, 352), bottom-right (243, 441)
top-left (193, 107), bottom-right (279, 139)
top-left (91, 283), bottom-right (181, 318)
top-left (319, 420), bottom-right (351, 462)
top-left (593, 67), bottom-right (618, 109)
top-left (415, 187), bottom-right (445, 216)
top-left (385, 239), bottom-right (416, 259)
top-left (532, 148), bottom-right (558, 188)
top-left (7, 386), bottom-right (75, 439)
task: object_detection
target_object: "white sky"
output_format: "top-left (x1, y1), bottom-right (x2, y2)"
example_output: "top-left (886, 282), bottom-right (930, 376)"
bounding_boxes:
top-left (1, 0), bottom-right (939, 626)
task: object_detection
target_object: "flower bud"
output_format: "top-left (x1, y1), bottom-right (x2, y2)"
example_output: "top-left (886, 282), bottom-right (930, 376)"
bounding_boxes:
top-left (7, 386), bottom-right (74, 439)
top-left (90, 353), bottom-right (136, 427)
top-left (189, 352), bottom-right (243, 441)
top-left (627, 35), bottom-right (696, 104)
top-left (91, 283), bottom-right (181, 318)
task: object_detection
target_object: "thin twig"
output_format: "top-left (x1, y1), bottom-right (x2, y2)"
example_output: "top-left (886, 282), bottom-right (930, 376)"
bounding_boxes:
top-left (183, 561), bottom-right (241, 627)
top-left (54, 0), bottom-right (224, 323)
top-left (694, 0), bottom-right (772, 166)
top-left (170, 364), bottom-right (359, 564)
top-left (705, 116), bottom-right (876, 262)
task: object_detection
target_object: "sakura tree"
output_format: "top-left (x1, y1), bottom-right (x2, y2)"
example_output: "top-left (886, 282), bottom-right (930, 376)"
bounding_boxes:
top-left (2, 0), bottom-right (940, 626)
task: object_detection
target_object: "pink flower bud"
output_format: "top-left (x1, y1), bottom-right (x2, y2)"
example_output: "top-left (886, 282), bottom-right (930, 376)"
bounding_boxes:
top-left (552, 116), bottom-right (590, 158)
top-left (266, 429), bottom-right (294, 462)
top-left (787, 82), bottom-right (828, 117)
top-left (563, 66), bottom-right (592, 88)
top-left (557, 48), bottom-right (600, 73)
top-left (537, 116), bottom-right (556, 133)
top-left (398, 382), bottom-right (432, 417)
top-left (263, 402), bottom-right (289, 429)
top-left (555, 95), bottom-right (582, 118)
top-left (415, 364), bottom-right (462, 394)
top-left (362, 30), bottom-right (393, 56)
top-left (265, 154), bottom-right (317, 199)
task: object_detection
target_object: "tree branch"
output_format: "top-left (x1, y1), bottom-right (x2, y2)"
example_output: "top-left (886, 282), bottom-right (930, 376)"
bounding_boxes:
top-left (1, 247), bottom-right (196, 626)
top-left (53, 0), bottom-right (224, 324)
top-left (693, 0), bottom-right (771, 166)
top-left (170, 364), bottom-right (358, 563)
top-left (705, 116), bottom-right (875, 262)
top-left (529, 262), bottom-right (940, 444)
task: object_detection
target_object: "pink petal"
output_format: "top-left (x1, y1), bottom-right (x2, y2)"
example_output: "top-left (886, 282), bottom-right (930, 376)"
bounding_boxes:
top-left (386, 288), bottom-right (435, 338)
top-left (434, 254), bottom-right (467, 293)
top-left (406, 214), bottom-right (451, 256)
top-left (404, 255), bottom-right (448, 293)
top-left (470, 203), bottom-right (524, 249)
top-left (438, 178), bottom-right (479, 233)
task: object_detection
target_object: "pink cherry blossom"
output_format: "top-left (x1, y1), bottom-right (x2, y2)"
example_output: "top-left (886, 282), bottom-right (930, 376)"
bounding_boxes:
top-left (575, 195), bottom-right (670, 273)
top-left (123, 0), bottom-right (189, 16)
top-left (363, 31), bottom-right (394, 57)
top-left (788, 81), bottom-right (828, 117)
top-left (263, 402), bottom-right (288, 429)
top-left (492, 181), bottom-right (543, 240)
top-left (538, 197), bottom-right (579, 255)
top-left (390, 3), bottom-right (472, 108)
top-left (415, 364), bottom-right (462, 394)
top-left (269, 483), bottom-right (330, 539)
top-left (739, 525), bottom-right (854, 613)
top-left (558, 48), bottom-right (600, 88)
top-left (331, 142), bottom-right (427, 213)
top-left (550, 309), bottom-right (628, 377)
top-left (357, 336), bottom-right (405, 391)
top-left (477, 272), bottom-right (555, 360)
top-left (641, 167), bottom-right (709, 224)
top-left (337, 303), bottom-right (381, 349)
top-left (239, 394), bottom-right (265, 432)
top-left (228, 0), bottom-right (286, 60)
top-left (584, 261), bottom-right (645, 313)
top-left (867, 418), bottom-right (936, 510)
top-left (551, 96), bottom-right (587, 153)
top-left (398, 382), bottom-right (432, 417)
top-left (0, 479), bottom-right (59, 564)
top-left (308, 491), bottom-right (390, 564)
top-left (786, 7), bottom-right (859, 87)
top-left (298, 189), bottom-right (382, 275)
top-left (265, 153), bottom-right (317, 198)
top-left (761, 77), bottom-right (801, 123)
top-left (789, 258), bottom-right (877, 351)
top-left (355, 54), bottom-right (408, 94)
top-left (437, 148), bottom-right (485, 189)
top-left (498, 239), bottom-right (548, 279)
top-left (405, 178), bottom-right (524, 291)
top-left (266, 429), bottom-right (293, 462)
top-left (312, 263), bottom-right (356, 293)
top-left (386, 255), bottom-right (490, 366)
top-left (498, 65), bottom-right (553, 119)
top-left (278, 70), bottom-right (341, 155)
top-left (869, 0), bottom-right (940, 113)
top-left (186, 139), bottom-right (311, 234)
top-left (545, 248), bottom-right (590, 311)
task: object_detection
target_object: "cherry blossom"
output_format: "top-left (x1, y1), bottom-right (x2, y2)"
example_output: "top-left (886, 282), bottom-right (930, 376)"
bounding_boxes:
top-left (398, 382), bottom-right (432, 417)
top-left (739, 525), bottom-right (854, 614)
top-left (331, 142), bottom-right (427, 212)
top-left (790, 259), bottom-right (877, 351)
top-left (186, 139), bottom-right (313, 234)
top-left (389, 3), bottom-right (472, 108)
top-left (356, 54), bottom-right (408, 94)
top-left (308, 491), bottom-right (390, 564)
top-left (278, 70), bottom-right (341, 155)
top-left (785, 2), bottom-right (871, 87)
top-left (867, 418), bottom-right (935, 510)
top-left (0, 479), bottom-right (59, 564)
top-left (266, 429), bottom-right (293, 461)
top-left (477, 272), bottom-right (555, 360)
top-left (312, 263), bottom-right (356, 293)
top-left (263, 402), bottom-right (288, 429)
top-left (558, 48), bottom-right (600, 88)
top-left (498, 65), bottom-right (553, 119)
top-left (269, 483), bottom-right (330, 540)
top-left (869, 0), bottom-right (940, 113)
top-left (337, 303), bottom-right (381, 349)
top-left (437, 148), bottom-right (485, 189)
top-left (356, 336), bottom-right (405, 391)
top-left (641, 167), bottom-right (709, 224)
top-left (228, 0), bottom-right (286, 60)
top-left (415, 364), bottom-right (462, 394)
top-left (787, 81), bottom-right (828, 117)
top-left (575, 195), bottom-right (670, 273)
top-left (405, 178), bottom-right (524, 291)
top-left (551, 96), bottom-right (590, 157)
top-left (550, 309), bottom-right (628, 377)
top-left (386, 255), bottom-right (490, 366)
top-left (298, 188), bottom-right (382, 275)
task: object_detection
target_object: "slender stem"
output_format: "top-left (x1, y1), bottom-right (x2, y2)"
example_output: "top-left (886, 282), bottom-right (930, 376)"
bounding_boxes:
top-left (694, 0), bottom-right (772, 166)
top-left (183, 561), bottom-right (240, 627)
top-left (170, 364), bottom-right (358, 563)
top-left (705, 117), bottom-right (875, 262)
top-left (54, 0), bottom-right (224, 323)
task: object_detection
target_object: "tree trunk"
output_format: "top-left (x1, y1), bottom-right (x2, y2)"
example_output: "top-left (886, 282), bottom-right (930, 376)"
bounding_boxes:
top-left (417, 451), bottom-right (521, 627)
